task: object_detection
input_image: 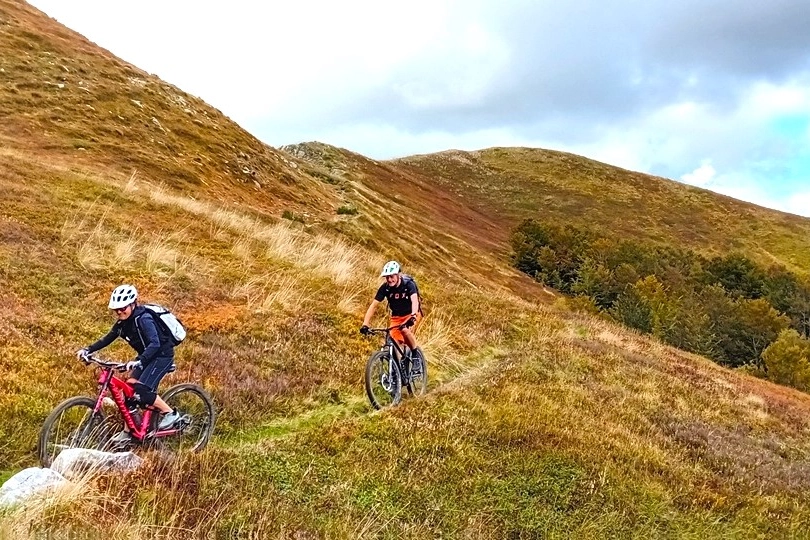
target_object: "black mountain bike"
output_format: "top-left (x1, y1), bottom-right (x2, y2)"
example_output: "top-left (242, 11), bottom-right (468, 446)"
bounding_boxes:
top-left (363, 325), bottom-right (428, 409)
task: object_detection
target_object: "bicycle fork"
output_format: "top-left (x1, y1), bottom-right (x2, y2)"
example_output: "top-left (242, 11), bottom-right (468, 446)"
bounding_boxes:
top-left (378, 346), bottom-right (396, 393)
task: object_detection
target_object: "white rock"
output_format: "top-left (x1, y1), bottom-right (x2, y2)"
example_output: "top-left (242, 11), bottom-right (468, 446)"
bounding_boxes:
top-left (51, 448), bottom-right (143, 479)
top-left (0, 467), bottom-right (68, 508)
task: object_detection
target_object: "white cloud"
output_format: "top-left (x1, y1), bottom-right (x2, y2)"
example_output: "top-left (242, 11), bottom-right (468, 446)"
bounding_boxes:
top-left (784, 192), bottom-right (810, 217)
top-left (681, 161), bottom-right (716, 186)
top-left (746, 81), bottom-right (810, 119)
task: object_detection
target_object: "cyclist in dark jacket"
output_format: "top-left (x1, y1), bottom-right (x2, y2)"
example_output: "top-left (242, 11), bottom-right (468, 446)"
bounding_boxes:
top-left (76, 284), bottom-right (179, 443)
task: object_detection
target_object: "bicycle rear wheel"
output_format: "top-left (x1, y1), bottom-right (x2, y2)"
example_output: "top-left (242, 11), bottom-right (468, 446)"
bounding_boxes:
top-left (405, 348), bottom-right (428, 397)
top-left (38, 396), bottom-right (114, 467)
top-left (159, 383), bottom-right (216, 453)
top-left (365, 351), bottom-right (402, 410)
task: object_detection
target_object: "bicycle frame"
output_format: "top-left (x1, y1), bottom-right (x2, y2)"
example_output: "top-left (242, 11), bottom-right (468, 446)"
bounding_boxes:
top-left (92, 363), bottom-right (180, 441)
top-left (382, 333), bottom-right (408, 360)
top-left (371, 325), bottom-right (414, 380)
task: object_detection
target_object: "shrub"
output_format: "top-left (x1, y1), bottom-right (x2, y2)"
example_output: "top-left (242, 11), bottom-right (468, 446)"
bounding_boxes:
top-left (336, 204), bottom-right (358, 216)
top-left (555, 295), bottom-right (601, 315)
top-left (572, 258), bottom-right (614, 309)
top-left (705, 253), bottom-right (765, 299)
top-left (610, 287), bottom-right (653, 334)
top-left (281, 210), bottom-right (304, 223)
top-left (735, 364), bottom-right (767, 379)
top-left (510, 219), bottom-right (802, 370)
top-left (762, 329), bottom-right (810, 391)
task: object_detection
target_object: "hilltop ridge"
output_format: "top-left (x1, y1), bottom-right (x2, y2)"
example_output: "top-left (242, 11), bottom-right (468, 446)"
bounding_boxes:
top-left (392, 146), bottom-right (810, 270)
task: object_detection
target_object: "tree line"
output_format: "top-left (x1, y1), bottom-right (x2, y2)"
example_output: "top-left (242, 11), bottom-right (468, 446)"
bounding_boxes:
top-left (511, 219), bottom-right (810, 391)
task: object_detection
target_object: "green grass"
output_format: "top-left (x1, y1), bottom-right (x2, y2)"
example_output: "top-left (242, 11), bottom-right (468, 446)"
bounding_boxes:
top-left (217, 396), bottom-right (370, 446)
top-left (14, 317), bottom-right (810, 537)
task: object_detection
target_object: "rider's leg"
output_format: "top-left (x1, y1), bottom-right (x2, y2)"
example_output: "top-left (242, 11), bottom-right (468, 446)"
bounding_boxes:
top-left (400, 326), bottom-right (424, 375)
top-left (130, 355), bottom-right (175, 415)
top-left (402, 313), bottom-right (425, 375)
top-left (125, 382), bottom-right (170, 414)
top-left (401, 327), bottom-right (419, 351)
top-left (393, 312), bottom-right (422, 351)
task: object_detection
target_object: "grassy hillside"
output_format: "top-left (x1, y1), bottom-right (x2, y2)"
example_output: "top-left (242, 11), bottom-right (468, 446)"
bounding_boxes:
top-left (2, 1), bottom-right (810, 537)
top-left (393, 148), bottom-right (810, 272)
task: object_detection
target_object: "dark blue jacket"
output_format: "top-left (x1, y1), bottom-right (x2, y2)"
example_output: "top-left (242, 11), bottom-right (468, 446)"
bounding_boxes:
top-left (87, 305), bottom-right (174, 364)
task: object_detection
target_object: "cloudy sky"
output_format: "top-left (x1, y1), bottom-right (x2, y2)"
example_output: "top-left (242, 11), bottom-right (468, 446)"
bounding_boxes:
top-left (29, 0), bottom-right (810, 216)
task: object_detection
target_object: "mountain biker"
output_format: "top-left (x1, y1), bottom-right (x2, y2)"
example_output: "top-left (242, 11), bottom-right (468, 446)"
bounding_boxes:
top-left (360, 261), bottom-right (425, 375)
top-left (76, 284), bottom-right (179, 444)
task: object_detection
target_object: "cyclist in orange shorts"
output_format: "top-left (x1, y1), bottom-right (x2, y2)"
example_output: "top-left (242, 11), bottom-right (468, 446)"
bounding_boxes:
top-left (360, 260), bottom-right (424, 375)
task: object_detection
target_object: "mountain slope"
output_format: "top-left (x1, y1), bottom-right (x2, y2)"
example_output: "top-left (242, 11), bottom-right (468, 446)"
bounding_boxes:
top-left (393, 147), bottom-right (810, 272)
top-left (1, 1), bottom-right (810, 537)
top-left (0, 0), bottom-right (348, 215)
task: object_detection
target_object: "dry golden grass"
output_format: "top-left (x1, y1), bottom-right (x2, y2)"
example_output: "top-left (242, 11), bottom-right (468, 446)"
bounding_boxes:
top-left (391, 146), bottom-right (810, 271)
top-left (0, 466), bottom-right (111, 539)
top-left (416, 310), bottom-right (465, 373)
top-left (61, 211), bottom-right (197, 280)
top-left (148, 179), bottom-right (382, 286)
top-left (231, 272), bottom-right (305, 313)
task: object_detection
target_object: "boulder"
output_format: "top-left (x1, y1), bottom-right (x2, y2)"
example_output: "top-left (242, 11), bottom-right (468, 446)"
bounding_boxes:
top-left (51, 448), bottom-right (143, 479)
top-left (0, 467), bottom-right (68, 508)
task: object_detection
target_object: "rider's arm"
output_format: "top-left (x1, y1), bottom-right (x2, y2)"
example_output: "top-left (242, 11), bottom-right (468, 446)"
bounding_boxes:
top-left (86, 324), bottom-right (120, 353)
top-left (410, 293), bottom-right (419, 317)
top-left (134, 313), bottom-right (161, 365)
top-left (362, 299), bottom-right (381, 327)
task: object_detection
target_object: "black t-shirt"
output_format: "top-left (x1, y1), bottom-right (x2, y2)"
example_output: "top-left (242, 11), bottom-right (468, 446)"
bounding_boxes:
top-left (375, 276), bottom-right (421, 317)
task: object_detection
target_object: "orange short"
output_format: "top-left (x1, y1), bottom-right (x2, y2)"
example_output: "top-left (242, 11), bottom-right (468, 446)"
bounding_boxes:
top-left (389, 313), bottom-right (422, 345)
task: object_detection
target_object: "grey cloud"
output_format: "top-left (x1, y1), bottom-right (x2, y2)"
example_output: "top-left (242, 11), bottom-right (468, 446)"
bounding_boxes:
top-left (280, 0), bottom-right (810, 143)
top-left (645, 0), bottom-right (810, 79)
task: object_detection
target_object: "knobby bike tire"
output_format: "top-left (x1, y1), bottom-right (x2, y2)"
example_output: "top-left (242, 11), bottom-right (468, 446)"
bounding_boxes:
top-left (160, 383), bottom-right (216, 453)
top-left (365, 351), bottom-right (402, 410)
top-left (38, 396), bottom-right (108, 467)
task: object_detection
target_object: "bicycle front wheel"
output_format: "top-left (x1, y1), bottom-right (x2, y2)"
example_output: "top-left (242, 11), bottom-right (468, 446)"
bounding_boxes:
top-left (365, 351), bottom-right (402, 410)
top-left (38, 396), bottom-right (113, 467)
top-left (159, 383), bottom-right (216, 453)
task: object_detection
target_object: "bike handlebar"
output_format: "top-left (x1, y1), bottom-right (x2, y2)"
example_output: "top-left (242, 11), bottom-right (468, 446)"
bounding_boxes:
top-left (365, 323), bottom-right (408, 335)
top-left (79, 353), bottom-right (129, 371)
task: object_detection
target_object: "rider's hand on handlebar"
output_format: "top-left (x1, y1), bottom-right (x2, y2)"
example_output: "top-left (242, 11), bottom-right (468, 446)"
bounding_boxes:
top-left (124, 360), bottom-right (142, 371)
top-left (404, 315), bottom-right (417, 328)
top-left (76, 348), bottom-right (90, 362)
top-left (359, 325), bottom-right (370, 336)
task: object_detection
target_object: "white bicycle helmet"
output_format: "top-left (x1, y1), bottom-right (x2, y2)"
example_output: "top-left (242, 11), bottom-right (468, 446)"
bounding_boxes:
top-left (380, 260), bottom-right (401, 277)
top-left (108, 284), bottom-right (138, 309)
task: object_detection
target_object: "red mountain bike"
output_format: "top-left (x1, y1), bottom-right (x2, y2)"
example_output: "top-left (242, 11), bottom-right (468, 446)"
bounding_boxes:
top-left (38, 354), bottom-right (216, 467)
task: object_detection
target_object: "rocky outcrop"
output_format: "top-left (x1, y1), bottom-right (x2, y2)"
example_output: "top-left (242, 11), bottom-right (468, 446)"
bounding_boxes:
top-left (0, 450), bottom-right (143, 508)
